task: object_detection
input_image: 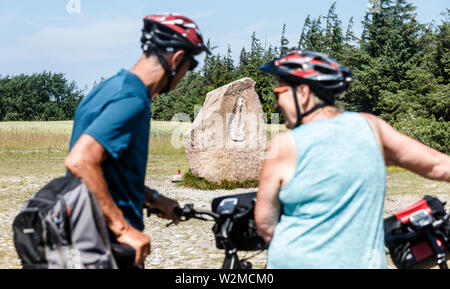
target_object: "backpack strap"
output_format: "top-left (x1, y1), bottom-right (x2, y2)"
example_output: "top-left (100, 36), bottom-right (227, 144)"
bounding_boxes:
top-left (86, 188), bottom-right (119, 269)
top-left (57, 195), bottom-right (72, 245)
top-left (44, 214), bottom-right (70, 268)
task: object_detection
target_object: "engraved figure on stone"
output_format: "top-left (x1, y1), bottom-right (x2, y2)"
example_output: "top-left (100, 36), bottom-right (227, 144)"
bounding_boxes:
top-left (230, 97), bottom-right (245, 142)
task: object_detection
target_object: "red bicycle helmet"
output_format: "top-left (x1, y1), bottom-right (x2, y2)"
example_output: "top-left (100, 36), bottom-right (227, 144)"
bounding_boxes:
top-left (141, 13), bottom-right (211, 94)
top-left (141, 13), bottom-right (211, 55)
top-left (260, 50), bottom-right (353, 127)
top-left (260, 50), bottom-right (353, 104)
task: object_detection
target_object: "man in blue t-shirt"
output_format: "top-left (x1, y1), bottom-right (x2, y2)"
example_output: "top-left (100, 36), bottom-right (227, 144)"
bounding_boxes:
top-left (65, 14), bottom-right (211, 267)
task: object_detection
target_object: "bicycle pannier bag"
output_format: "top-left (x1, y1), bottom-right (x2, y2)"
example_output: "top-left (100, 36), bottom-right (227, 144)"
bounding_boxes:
top-left (211, 192), bottom-right (267, 251)
top-left (384, 196), bottom-right (450, 269)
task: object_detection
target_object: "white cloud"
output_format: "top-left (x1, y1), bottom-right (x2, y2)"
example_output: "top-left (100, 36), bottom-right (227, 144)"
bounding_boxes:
top-left (10, 17), bottom-right (141, 63)
top-left (0, 16), bottom-right (145, 89)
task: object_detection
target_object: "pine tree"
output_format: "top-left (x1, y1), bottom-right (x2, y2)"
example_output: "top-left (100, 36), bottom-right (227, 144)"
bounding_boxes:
top-left (361, 0), bottom-right (395, 57)
top-left (360, 12), bottom-right (370, 47)
top-left (433, 9), bottom-right (450, 84)
top-left (304, 16), bottom-right (326, 52)
top-left (298, 15), bottom-right (312, 49)
top-left (250, 32), bottom-right (264, 62)
top-left (264, 44), bottom-right (277, 63)
top-left (344, 17), bottom-right (358, 46)
top-left (324, 1), bottom-right (343, 54)
top-left (280, 24), bottom-right (290, 56)
top-left (223, 45), bottom-right (234, 74)
top-left (385, 0), bottom-right (423, 62)
top-left (201, 39), bottom-right (217, 77)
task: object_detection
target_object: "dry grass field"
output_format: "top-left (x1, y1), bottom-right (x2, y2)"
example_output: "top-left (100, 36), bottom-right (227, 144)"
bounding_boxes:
top-left (0, 121), bottom-right (448, 269)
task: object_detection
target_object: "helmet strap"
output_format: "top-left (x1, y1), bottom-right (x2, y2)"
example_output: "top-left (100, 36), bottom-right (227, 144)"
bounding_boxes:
top-left (291, 86), bottom-right (303, 128)
top-left (291, 86), bottom-right (327, 128)
top-left (154, 49), bottom-right (190, 94)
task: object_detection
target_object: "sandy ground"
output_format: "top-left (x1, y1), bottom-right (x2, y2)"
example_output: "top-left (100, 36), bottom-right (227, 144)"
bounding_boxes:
top-left (0, 174), bottom-right (449, 269)
top-left (144, 175), bottom-right (450, 269)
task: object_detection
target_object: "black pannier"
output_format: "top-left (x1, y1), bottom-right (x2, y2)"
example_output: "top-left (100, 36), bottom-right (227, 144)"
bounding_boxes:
top-left (211, 192), bottom-right (267, 251)
top-left (384, 196), bottom-right (450, 269)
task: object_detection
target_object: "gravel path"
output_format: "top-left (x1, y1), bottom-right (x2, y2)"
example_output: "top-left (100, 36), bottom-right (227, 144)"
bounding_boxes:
top-left (145, 175), bottom-right (450, 269)
top-left (0, 174), bottom-right (448, 269)
top-left (144, 175), bottom-right (265, 269)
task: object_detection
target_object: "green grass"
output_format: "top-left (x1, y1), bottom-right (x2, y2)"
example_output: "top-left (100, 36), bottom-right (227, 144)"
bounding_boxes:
top-left (147, 137), bottom-right (189, 176)
top-left (386, 166), bottom-right (407, 173)
top-left (0, 120), bottom-right (191, 177)
top-left (0, 120), bottom-right (445, 194)
top-left (0, 121), bottom-right (72, 152)
top-left (178, 170), bottom-right (259, 190)
top-left (0, 120), bottom-right (286, 178)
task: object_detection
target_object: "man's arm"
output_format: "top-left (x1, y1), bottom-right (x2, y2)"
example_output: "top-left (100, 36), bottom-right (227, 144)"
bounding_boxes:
top-left (362, 113), bottom-right (450, 181)
top-left (144, 187), bottom-right (180, 224)
top-left (255, 132), bottom-right (296, 244)
top-left (65, 134), bottom-right (151, 266)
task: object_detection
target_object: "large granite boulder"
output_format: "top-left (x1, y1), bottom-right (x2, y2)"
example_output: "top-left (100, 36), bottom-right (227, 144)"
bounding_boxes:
top-left (183, 77), bottom-right (267, 183)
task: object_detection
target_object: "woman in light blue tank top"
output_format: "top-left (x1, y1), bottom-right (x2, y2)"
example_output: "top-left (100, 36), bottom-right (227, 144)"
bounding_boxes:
top-left (256, 50), bottom-right (450, 269)
top-left (268, 112), bottom-right (387, 268)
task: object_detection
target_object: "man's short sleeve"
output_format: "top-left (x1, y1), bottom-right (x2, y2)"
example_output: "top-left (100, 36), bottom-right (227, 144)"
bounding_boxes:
top-left (84, 96), bottom-right (146, 159)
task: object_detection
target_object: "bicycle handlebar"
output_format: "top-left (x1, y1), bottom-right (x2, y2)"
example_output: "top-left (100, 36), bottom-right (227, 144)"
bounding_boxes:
top-left (386, 210), bottom-right (450, 241)
top-left (112, 205), bottom-right (221, 269)
top-left (146, 203), bottom-right (253, 226)
top-left (433, 211), bottom-right (450, 229)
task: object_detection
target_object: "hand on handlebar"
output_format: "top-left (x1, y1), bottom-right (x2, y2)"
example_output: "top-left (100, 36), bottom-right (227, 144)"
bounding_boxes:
top-left (147, 204), bottom-right (220, 227)
top-left (146, 194), bottom-right (181, 225)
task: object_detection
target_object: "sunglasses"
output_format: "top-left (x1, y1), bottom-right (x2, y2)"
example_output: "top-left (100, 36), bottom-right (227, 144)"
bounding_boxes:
top-left (189, 57), bottom-right (199, 71)
top-left (273, 86), bottom-right (290, 100)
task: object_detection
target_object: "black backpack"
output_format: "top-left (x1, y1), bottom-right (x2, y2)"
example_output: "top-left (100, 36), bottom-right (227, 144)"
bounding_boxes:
top-left (384, 196), bottom-right (450, 269)
top-left (13, 176), bottom-right (133, 269)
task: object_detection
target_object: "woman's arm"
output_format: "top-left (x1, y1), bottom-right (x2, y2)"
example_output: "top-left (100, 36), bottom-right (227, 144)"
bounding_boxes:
top-left (362, 113), bottom-right (450, 182)
top-left (255, 132), bottom-right (296, 244)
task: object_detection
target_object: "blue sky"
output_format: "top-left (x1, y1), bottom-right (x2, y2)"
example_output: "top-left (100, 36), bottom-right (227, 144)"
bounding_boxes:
top-left (1, 0), bottom-right (448, 91)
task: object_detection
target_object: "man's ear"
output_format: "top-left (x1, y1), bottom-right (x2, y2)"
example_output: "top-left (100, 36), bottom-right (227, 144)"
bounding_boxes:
top-left (170, 50), bottom-right (186, 69)
top-left (298, 85), bottom-right (311, 105)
